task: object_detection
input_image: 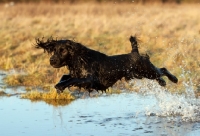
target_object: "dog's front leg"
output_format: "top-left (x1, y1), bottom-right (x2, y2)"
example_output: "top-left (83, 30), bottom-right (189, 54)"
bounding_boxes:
top-left (156, 77), bottom-right (166, 86)
top-left (55, 75), bottom-right (71, 93)
top-left (58, 75), bottom-right (71, 83)
top-left (55, 76), bottom-right (93, 93)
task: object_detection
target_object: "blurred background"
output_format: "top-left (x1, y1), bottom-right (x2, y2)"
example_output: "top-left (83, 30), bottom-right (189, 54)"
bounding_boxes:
top-left (0, 0), bottom-right (200, 4)
top-left (0, 0), bottom-right (199, 96)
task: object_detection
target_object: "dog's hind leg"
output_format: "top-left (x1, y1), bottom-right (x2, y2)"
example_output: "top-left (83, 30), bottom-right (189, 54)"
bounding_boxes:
top-left (160, 68), bottom-right (178, 83)
top-left (156, 77), bottom-right (166, 86)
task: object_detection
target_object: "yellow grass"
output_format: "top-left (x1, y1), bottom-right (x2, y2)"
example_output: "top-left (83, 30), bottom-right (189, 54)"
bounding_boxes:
top-left (0, 2), bottom-right (199, 96)
top-left (21, 90), bottom-right (74, 100)
top-left (21, 88), bottom-right (75, 106)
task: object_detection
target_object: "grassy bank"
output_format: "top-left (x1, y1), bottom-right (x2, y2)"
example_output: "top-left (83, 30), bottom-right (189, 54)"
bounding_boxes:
top-left (0, 2), bottom-right (199, 97)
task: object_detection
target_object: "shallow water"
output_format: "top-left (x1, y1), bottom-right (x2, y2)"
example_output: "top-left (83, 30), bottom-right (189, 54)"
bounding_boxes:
top-left (1, 72), bottom-right (200, 136)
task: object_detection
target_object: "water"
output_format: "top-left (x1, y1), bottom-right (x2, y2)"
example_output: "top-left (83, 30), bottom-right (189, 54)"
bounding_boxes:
top-left (0, 71), bottom-right (200, 136)
top-left (132, 79), bottom-right (200, 122)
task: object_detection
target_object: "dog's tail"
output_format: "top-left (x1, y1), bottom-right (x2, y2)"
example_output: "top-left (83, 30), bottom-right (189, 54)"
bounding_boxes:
top-left (129, 36), bottom-right (141, 62)
top-left (129, 36), bottom-right (139, 53)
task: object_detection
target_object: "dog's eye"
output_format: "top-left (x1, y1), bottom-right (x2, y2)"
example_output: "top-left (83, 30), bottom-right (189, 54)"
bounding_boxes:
top-left (60, 48), bottom-right (67, 54)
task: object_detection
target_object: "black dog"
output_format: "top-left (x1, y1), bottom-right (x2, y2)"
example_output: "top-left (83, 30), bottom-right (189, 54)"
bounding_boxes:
top-left (35, 36), bottom-right (178, 93)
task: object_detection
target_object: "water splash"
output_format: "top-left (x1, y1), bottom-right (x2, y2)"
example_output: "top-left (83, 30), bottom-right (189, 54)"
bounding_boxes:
top-left (129, 78), bottom-right (200, 122)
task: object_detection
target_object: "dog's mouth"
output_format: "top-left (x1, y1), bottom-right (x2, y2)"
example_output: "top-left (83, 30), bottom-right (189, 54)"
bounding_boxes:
top-left (50, 59), bottom-right (66, 68)
top-left (51, 64), bottom-right (61, 68)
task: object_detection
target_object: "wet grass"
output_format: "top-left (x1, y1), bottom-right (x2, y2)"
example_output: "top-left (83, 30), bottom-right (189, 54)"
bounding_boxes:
top-left (21, 89), bottom-right (75, 106)
top-left (0, 2), bottom-right (200, 98)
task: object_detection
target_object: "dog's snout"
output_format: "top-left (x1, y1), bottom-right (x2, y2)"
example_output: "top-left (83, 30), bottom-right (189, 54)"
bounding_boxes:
top-left (49, 56), bottom-right (63, 68)
top-left (50, 58), bottom-right (56, 63)
top-left (50, 56), bottom-right (58, 65)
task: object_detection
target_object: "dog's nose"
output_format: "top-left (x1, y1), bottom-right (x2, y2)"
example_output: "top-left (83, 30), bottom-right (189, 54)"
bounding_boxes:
top-left (50, 58), bottom-right (56, 64)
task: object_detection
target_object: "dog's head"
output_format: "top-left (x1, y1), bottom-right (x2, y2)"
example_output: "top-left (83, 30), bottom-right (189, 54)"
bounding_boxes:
top-left (35, 38), bottom-right (74, 68)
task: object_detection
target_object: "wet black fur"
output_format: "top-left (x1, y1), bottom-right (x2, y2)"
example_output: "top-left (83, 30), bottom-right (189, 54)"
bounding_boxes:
top-left (35, 36), bottom-right (178, 93)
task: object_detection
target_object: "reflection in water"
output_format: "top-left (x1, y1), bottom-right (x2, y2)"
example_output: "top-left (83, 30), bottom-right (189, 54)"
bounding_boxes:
top-left (29, 99), bottom-right (73, 106)
top-left (45, 99), bottom-right (73, 106)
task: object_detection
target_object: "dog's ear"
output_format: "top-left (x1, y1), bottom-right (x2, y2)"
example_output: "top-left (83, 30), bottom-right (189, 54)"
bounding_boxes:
top-left (35, 38), bottom-right (48, 53)
top-left (35, 37), bottom-right (56, 54)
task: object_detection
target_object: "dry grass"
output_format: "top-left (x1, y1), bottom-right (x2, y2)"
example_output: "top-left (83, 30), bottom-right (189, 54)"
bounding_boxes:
top-left (0, 2), bottom-right (199, 97)
top-left (21, 88), bottom-right (75, 106)
top-left (21, 89), bottom-right (75, 100)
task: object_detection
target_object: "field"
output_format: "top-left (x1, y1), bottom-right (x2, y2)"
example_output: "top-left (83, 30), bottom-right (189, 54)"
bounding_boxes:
top-left (0, 2), bottom-right (199, 99)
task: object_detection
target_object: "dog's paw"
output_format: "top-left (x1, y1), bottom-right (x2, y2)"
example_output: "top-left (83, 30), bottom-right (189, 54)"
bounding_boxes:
top-left (169, 75), bottom-right (178, 83)
top-left (156, 78), bottom-right (166, 86)
top-left (56, 89), bottom-right (63, 94)
top-left (55, 84), bottom-right (65, 93)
